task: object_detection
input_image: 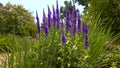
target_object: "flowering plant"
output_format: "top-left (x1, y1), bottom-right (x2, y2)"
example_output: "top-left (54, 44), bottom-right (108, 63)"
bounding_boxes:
top-left (2, 1), bottom-right (116, 68)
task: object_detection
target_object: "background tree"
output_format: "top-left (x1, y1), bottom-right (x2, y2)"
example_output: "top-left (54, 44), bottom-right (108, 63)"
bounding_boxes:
top-left (74, 0), bottom-right (88, 13)
top-left (0, 2), bottom-right (37, 37)
top-left (61, 0), bottom-right (120, 37)
top-left (87, 0), bottom-right (120, 35)
top-left (75, 0), bottom-right (120, 34)
top-left (0, 3), bottom-right (3, 7)
top-left (60, 1), bottom-right (75, 19)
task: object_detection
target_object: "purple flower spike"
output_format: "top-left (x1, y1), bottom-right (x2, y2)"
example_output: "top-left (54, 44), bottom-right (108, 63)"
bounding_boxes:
top-left (62, 33), bottom-right (66, 45)
top-left (52, 5), bottom-right (56, 27)
top-left (48, 5), bottom-right (51, 28)
top-left (71, 5), bottom-right (77, 37)
top-left (72, 25), bottom-right (76, 37)
top-left (61, 19), bottom-right (66, 45)
top-left (56, 0), bottom-right (59, 16)
top-left (66, 7), bottom-right (71, 32)
top-left (44, 25), bottom-right (49, 37)
top-left (83, 22), bottom-right (88, 34)
top-left (84, 34), bottom-right (89, 49)
top-left (43, 9), bottom-right (47, 24)
top-left (56, 0), bottom-right (60, 29)
top-left (66, 20), bottom-right (69, 32)
top-left (77, 16), bottom-right (81, 33)
top-left (72, 5), bottom-right (77, 19)
top-left (66, 7), bottom-right (70, 19)
top-left (83, 22), bottom-right (89, 49)
top-left (36, 10), bottom-right (40, 34)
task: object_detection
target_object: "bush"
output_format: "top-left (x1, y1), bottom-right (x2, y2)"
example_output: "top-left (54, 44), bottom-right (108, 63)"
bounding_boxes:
top-left (0, 2), bottom-right (37, 37)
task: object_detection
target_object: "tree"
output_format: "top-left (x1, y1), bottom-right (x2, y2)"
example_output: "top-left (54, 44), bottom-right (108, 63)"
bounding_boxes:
top-left (87, 0), bottom-right (120, 35)
top-left (68, 0), bottom-right (120, 35)
top-left (0, 2), bottom-right (37, 36)
top-left (60, 1), bottom-right (74, 19)
top-left (0, 3), bottom-right (3, 7)
top-left (75, 0), bottom-right (88, 13)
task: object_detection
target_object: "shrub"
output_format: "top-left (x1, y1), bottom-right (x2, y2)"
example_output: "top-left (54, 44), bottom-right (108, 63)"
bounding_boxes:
top-left (0, 2), bottom-right (37, 37)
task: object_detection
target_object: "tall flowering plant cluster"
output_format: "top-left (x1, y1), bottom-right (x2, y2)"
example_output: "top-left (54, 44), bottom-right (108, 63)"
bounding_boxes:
top-left (36, 1), bottom-right (89, 49)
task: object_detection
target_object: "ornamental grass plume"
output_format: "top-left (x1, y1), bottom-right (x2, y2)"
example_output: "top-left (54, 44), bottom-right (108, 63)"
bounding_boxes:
top-left (36, 10), bottom-right (40, 34)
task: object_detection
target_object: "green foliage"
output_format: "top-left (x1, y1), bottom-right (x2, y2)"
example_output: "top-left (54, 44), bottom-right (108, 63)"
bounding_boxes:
top-left (0, 34), bottom-right (36, 67)
top-left (1, 15), bottom-right (119, 68)
top-left (0, 2), bottom-right (37, 36)
top-left (0, 34), bottom-right (33, 53)
top-left (87, 0), bottom-right (120, 43)
top-left (73, 0), bottom-right (120, 43)
top-left (0, 34), bottom-right (13, 52)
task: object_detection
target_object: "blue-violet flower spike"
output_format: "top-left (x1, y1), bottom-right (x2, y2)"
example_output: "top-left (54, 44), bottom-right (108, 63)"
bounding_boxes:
top-left (52, 5), bottom-right (56, 27)
top-left (56, 0), bottom-right (60, 29)
top-left (36, 10), bottom-right (40, 34)
top-left (77, 16), bottom-right (81, 33)
top-left (43, 9), bottom-right (47, 24)
top-left (44, 25), bottom-right (49, 37)
top-left (83, 22), bottom-right (88, 34)
top-left (84, 34), bottom-right (89, 49)
top-left (48, 5), bottom-right (51, 28)
top-left (62, 33), bottom-right (66, 45)
top-left (66, 7), bottom-right (70, 19)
